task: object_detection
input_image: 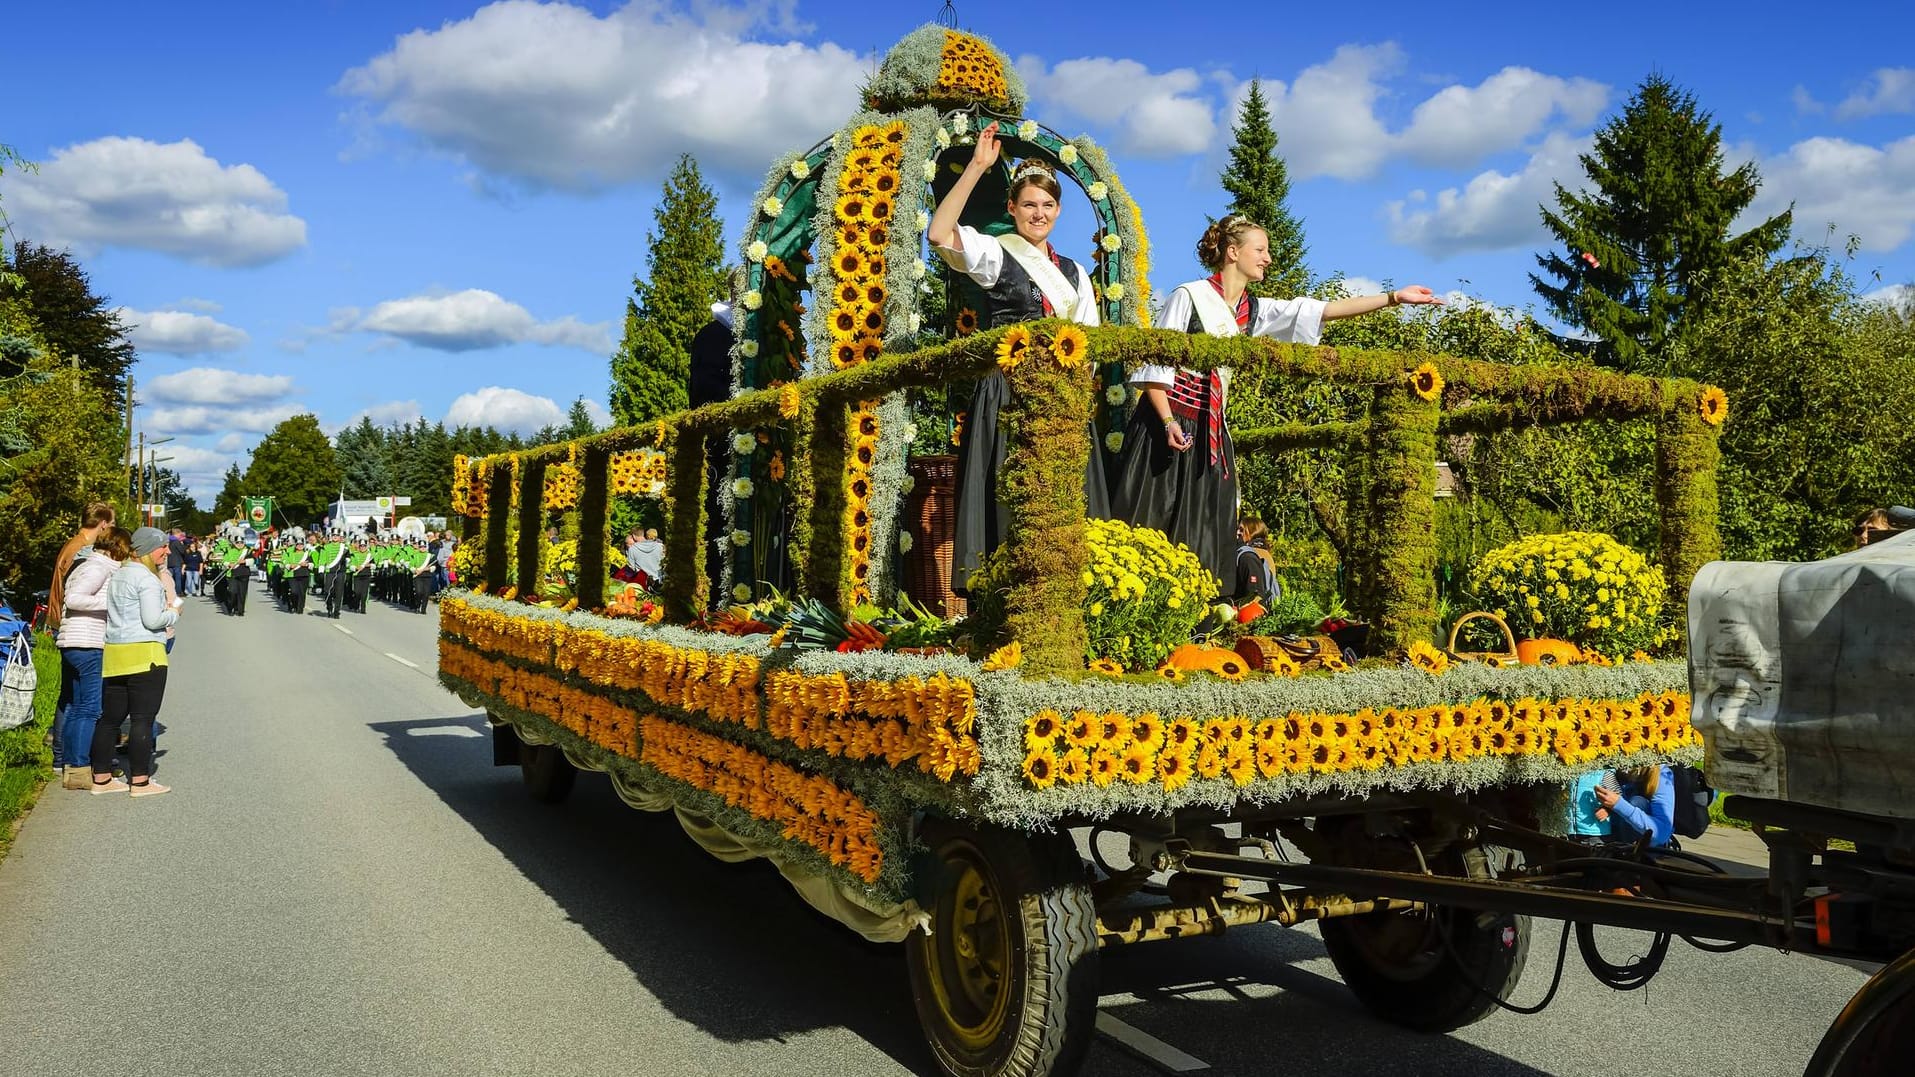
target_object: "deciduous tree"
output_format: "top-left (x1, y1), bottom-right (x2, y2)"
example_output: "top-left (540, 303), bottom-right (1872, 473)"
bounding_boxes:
top-left (242, 413), bottom-right (342, 527)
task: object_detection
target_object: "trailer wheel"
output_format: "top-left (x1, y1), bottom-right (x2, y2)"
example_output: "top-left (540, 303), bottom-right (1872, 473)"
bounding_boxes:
top-left (519, 741), bottom-right (576, 804)
top-left (1320, 900), bottom-right (1529, 1033)
top-left (1804, 945), bottom-right (1915, 1077)
top-left (905, 820), bottom-right (1099, 1077)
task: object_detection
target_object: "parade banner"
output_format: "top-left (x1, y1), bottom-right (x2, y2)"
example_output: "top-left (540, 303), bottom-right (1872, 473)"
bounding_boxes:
top-left (244, 496), bottom-right (275, 530)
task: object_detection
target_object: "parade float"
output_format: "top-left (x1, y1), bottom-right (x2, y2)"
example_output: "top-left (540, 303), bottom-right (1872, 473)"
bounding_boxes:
top-left (423, 25), bottom-right (1891, 1077)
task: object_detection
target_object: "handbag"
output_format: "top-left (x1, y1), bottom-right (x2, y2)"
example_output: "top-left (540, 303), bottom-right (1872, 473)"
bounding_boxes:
top-left (0, 628), bottom-right (37, 731)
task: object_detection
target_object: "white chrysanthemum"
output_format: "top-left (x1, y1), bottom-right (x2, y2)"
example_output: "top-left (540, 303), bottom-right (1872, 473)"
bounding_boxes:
top-left (935, 127), bottom-right (951, 148)
top-left (909, 259), bottom-right (927, 280)
top-left (1104, 283), bottom-right (1125, 301)
top-left (1016, 120), bottom-right (1038, 140)
top-left (732, 432), bottom-right (756, 454)
top-left (897, 532), bottom-right (913, 554)
top-left (1104, 431), bottom-right (1124, 453)
top-left (1087, 182), bottom-right (1108, 201)
top-left (1101, 233), bottom-right (1122, 252)
top-left (1057, 144), bottom-right (1077, 165)
top-left (739, 341), bottom-right (760, 358)
top-left (922, 160), bottom-right (937, 181)
top-left (952, 113), bottom-right (969, 134)
top-left (730, 530), bottom-right (751, 547)
top-left (916, 210), bottom-right (930, 232)
top-left (906, 312), bottom-right (922, 333)
top-left (1104, 384), bottom-right (1126, 405)
top-left (746, 240), bottom-right (768, 263)
top-left (731, 477), bottom-right (754, 498)
top-left (762, 196), bottom-right (783, 217)
top-left (791, 159), bottom-right (810, 179)
top-left (733, 583), bottom-right (752, 601)
top-left (900, 475), bottom-right (915, 494)
top-left (902, 422), bottom-right (919, 442)
top-left (742, 290), bottom-right (762, 310)
top-left (647, 479), bottom-right (666, 495)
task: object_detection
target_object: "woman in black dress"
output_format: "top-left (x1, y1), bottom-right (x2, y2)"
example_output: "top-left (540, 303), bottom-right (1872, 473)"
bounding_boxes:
top-left (1112, 214), bottom-right (1442, 588)
top-left (928, 121), bottom-right (1106, 591)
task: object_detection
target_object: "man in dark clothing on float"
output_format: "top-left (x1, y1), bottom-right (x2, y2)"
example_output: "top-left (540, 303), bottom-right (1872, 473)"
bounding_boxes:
top-left (690, 301), bottom-right (740, 593)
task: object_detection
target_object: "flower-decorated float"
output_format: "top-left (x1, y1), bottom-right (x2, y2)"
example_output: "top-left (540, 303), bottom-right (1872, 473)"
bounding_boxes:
top-left (437, 25), bottom-right (1732, 1077)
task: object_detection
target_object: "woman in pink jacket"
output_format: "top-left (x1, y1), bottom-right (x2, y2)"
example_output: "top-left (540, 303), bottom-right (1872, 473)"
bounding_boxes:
top-left (55, 528), bottom-right (125, 789)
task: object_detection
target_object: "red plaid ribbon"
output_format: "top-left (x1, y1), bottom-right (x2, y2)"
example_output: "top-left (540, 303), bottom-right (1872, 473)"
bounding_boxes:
top-left (1203, 275), bottom-right (1246, 470)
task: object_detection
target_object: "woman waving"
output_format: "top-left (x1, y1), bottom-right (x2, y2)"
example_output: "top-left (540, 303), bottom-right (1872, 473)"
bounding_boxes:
top-left (1112, 214), bottom-right (1441, 586)
top-left (929, 121), bottom-right (1107, 591)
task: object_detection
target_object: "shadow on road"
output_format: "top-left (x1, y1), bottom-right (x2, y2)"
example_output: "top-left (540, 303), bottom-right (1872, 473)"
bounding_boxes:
top-left (370, 712), bottom-right (939, 1076)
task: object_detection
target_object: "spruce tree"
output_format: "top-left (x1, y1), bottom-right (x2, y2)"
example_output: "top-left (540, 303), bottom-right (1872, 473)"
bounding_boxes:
top-left (1220, 80), bottom-right (1309, 299)
top-left (610, 154), bottom-right (726, 427)
top-left (1532, 74), bottom-right (1792, 372)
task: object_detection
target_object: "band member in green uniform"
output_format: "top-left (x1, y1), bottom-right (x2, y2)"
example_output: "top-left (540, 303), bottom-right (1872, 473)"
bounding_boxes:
top-left (347, 539), bottom-right (373, 613)
top-left (313, 534), bottom-right (347, 618)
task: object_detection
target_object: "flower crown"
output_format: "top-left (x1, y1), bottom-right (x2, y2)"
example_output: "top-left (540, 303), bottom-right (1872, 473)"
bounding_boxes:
top-left (1010, 159), bottom-right (1054, 185)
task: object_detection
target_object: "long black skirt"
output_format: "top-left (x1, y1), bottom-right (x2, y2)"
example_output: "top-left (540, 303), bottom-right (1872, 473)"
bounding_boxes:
top-left (1109, 403), bottom-right (1238, 592)
top-left (953, 370), bottom-right (1111, 592)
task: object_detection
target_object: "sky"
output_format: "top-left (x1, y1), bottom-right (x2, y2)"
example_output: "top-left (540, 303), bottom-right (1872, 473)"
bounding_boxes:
top-left (6, 0), bottom-right (1913, 501)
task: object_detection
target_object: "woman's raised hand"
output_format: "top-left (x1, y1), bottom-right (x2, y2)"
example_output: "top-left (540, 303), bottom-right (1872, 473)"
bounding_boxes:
top-left (1393, 285), bottom-right (1445, 306)
top-left (970, 121), bottom-right (1002, 171)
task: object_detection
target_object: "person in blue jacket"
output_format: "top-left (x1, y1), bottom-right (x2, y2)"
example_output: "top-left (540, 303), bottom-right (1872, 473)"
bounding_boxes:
top-left (1595, 765), bottom-right (1676, 847)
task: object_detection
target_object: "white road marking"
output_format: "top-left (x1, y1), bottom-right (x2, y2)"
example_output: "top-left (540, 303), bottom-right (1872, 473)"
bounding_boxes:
top-left (384, 652), bottom-right (420, 669)
top-left (333, 624), bottom-right (353, 636)
top-left (1096, 1013), bottom-right (1210, 1072)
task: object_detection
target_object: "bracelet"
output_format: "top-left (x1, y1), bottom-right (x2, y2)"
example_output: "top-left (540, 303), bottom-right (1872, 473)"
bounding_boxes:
top-left (1384, 290), bottom-right (1398, 307)
top-left (1162, 416), bottom-right (1179, 430)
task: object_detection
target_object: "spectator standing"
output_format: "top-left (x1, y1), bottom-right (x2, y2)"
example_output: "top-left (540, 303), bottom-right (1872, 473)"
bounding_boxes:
top-left (182, 540), bottom-right (204, 597)
top-left (166, 528), bottom-right (188, 595)
top-left (54, 527), bottom-right (125, 788)
top-left (91, 527), bottom-right (180, 797)
top-left (46, 501), bottom-right (115, 775)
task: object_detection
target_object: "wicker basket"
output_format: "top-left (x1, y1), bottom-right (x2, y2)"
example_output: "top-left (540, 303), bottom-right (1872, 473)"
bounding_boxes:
top-left (901, 455), bottom-right (966, 618)
top-left (1446, 611), bottom-right (1521, 667)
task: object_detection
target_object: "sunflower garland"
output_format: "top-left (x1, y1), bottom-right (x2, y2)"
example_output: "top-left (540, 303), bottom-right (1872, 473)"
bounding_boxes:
top-left (608, 448), bottom-right (670, 496)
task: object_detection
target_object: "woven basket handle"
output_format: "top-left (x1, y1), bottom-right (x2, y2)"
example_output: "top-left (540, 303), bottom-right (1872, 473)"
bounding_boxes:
top-left (1447, 611), bottom-right (1518, 661)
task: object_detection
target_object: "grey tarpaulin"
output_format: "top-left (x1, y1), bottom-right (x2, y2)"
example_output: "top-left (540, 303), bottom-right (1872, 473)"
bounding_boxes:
top-left (1688, 531), bottom-right (1915, 818)
top-left (501, 719), bottom-right (929, 943)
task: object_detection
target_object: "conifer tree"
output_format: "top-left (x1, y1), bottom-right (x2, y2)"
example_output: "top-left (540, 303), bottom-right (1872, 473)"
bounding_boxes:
top-left (1220, 80), bottom-right (1309, 299)
top-left (610, 155), bottom-right (726, 426)
top-left (1532, 74), bottom-right (1792, 372)
top-left (214, 463), bottom-right (244, 522)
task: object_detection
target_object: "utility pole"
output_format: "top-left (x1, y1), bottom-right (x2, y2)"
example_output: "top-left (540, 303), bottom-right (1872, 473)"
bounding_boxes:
top-left (123, 374), bottom-right (135, 507)
top-left (136, 430), bottom-right (144, 519)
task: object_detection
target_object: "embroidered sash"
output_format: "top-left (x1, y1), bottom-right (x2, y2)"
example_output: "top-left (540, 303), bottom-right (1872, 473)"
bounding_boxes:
top-left (1181, 282), bottom-right (1242, 338)
top-left (998, 234), bottom-right (1079, 321)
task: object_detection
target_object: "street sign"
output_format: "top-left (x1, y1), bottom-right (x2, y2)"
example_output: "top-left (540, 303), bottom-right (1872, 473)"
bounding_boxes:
top-left (146, 503), bottom-right (167, 516)
top-left (394, 496), bottom-right (412, 506)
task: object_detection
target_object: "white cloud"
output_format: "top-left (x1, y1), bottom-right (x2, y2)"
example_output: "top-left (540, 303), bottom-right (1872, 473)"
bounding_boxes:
top-left (336, 0), bottom-right (863, 190)
top-left (1395, 67), bottom-right (1607, 169)
top-left (1385, 132), bottom-right (1592, 256)
top-left (3, 136), bottom-right (307, 266)
top-left (214, 433), bottom-right (246, 454)
top-left (1834, 67), bottom-right (1915, 120)
top-left (172, 297), bottom-right (223, 313)
top-left (444, 386), bottom-right (570, 434)
top-left (1016, 56), bottom-right (1217, 158)
top-left (348, 288), bottom-right (612, 352)
top-left (158, 445), bottom-right (238, 498)
top-left (1256, 43), bottom-right (1403, 180)
top-left (1749, 135), bottom-right (1915, 252)
top-left (1792, 85), bottom-right (1825, 115)
top-left (347, 400), bottom-right (428, 428)
top-left (116, 308), bottom-right (250, 355)
top-left (1335, 275), bottom-right (1384, 297)
top-left (145, 403), bottom-right (305, 437)
top-left (145, 367), bottom-right (297, 406)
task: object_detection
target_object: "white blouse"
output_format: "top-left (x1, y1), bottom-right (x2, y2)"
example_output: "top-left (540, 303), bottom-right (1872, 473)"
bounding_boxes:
top-left (1133, 285), bottom-right (1328, 386)
top-left (933, 225), bottom-right (1100, 327)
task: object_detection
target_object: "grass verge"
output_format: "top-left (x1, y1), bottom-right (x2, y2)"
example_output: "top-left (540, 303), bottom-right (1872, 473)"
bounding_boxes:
top-left (0, 633), bottom-right (60, 860)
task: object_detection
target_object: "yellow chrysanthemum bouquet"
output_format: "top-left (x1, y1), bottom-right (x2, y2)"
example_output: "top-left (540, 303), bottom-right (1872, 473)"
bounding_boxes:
top-left (1080, 520), bottom-right (1217, 670)
top-left (1470, 531), bottom-right (1671, 656)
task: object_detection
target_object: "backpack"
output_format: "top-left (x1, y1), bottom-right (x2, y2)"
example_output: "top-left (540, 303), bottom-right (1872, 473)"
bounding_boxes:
top-left (1236, 545), bottom-right (1281, 608)
top-left (1672, 764), bottom-right (1715, 839)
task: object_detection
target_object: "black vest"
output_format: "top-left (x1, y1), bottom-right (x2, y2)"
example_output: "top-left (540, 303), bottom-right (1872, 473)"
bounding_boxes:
top-left (982, 247), bottom-right (1082, 328)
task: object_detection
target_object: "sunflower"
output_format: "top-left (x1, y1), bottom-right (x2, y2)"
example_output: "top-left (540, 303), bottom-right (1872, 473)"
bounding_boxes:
top-left (1088, 748), bottom-right (1120, 787)
top-left (996, 325), bottom-right (1032, 372)
top-left (1064, 711), bottom-right (1098, 750)
top-left (863, 281), bottom-right (886, 307)
top-left (1023, 707), bottom-right (1059, 747)
top-left (1087, 656), bottom-right (1123, 677)
top-left (1095, 711), bottom-right (1128, 748)
top-left (1118, 744), bottom-right (1154, 785)
top-left (1164, 716), bottom-right (1197, 752)
top-left (1158, 751), bottom-right (1191, 792)
top-left (1255, 742), bottom-right (1285, 779)
top-left (1408, 362), bottom-right (1445, 402)
top-left (832, 341), bottom-right (860, 368)
top-left (868, 195), bottom-right (894, 223)
top-left (1129, 713), bottom-right (1165, 751)
top-left (873, 170), bottom-right (898, 193)
top-left (854, 443), bottom-right (875, 468)
top-left (1021, 747), bottom-right (1058, 790)
top-left (859, 339), bottom-right (884, 364)
top-left (860, 307), bottom-right (886, 335)
top-left (1697, 385), bottom-right (1728, 425)
top-left (1056, 750), bottom-right (1089, 785)
top-left (832, 309), bottom-right (860, 336)
top-left (1407, 640), bottom-right (1451, 675)
top-left (1155, 664), bottom-right (1186, 684)
top-left (954, 308), bottom-right (979, 336)
top-left (1048, 324), bottom-right (1089, 368)
top-left (1214, 656), bottom-right (1249, 681)
top-left (846, 148), bottom-right (880, 174)
top-left (833, 246), bottom-right (864, 277)
top-left (1195, 744), bottom-right (1226, 780)
top-left (987, 642), bottom-right (1024, 672)
top-left (768, 452), bottom-right (786, 481)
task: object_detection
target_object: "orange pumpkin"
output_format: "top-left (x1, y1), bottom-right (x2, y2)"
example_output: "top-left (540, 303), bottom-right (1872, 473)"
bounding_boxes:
top-left (1167, 643), bottom-right (1251, 679)
top-left (1516, 638), bottom-right (1583, 666)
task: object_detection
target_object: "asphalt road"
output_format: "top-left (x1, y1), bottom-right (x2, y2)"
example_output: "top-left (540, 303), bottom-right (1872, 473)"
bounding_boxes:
top-left (0, 582), bottom-right (1875, 1077)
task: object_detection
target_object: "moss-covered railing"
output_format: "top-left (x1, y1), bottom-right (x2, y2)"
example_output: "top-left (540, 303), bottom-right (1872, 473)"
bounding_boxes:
top-left (454, 325), bottom-right (1722, 673)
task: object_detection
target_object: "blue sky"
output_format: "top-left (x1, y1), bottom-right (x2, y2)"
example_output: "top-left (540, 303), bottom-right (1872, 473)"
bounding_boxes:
top-left (7, 0), bottom-right (1912, 500)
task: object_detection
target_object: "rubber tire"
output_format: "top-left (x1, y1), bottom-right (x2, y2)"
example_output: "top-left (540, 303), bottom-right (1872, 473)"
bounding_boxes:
top-left (519, 741), bottom-right (577, 804)
top-left (1804, 945), bottom-right (1915, 1077)
top-left (905, 820), bottom-right (1100, 1077)
top-left (1320, 902), bottom-right (1530, 1033)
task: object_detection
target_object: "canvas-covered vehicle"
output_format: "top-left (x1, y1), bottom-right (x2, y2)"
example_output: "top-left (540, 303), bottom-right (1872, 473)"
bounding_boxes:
top-left (431, 24), bottom-right (1914, 1077)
